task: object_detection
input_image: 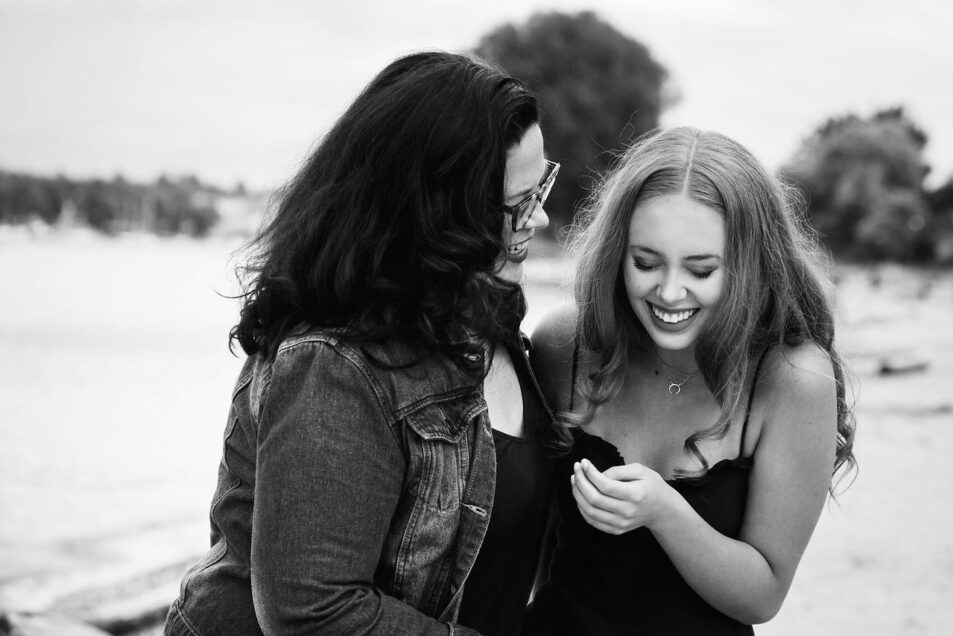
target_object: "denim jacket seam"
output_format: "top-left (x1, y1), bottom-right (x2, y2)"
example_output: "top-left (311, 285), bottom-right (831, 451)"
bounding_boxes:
top-left (394, 460), bottom-right (434, 597)
top-left (276, 332), bottom-right (341, 356)
top-left (276, 334), bottom-right (487, 427)
top-left (171, 597), bottom-right (204, 636)
top-left (326, 344), bottom-right (401, 430)
top-left (278, 331), bottom-right (484, 415)
top-left (250, 373), bottom-right (272, 425)
top-left (423, 518), bottom-right (461, 612)
top-left (327, 341), bottom-right (484, 432)
top-left (231, 360), bottom-right (254, 397)
top-left (393, 384), bottom-right (481, 421)
top-left (270, 337), bottom-right (401, 445)
top-left (218, 412), bottom-right (239, 475)
top-left (269, 335), bottom-right (491, 466)
top-left (209, 472), bottom-right (242, 516)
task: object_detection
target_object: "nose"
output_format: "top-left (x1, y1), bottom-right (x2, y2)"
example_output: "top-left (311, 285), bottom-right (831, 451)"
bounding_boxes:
top-left (527, 201), bottom-right (550, 231)
top-left (657, 271), bottom-right (687, 305)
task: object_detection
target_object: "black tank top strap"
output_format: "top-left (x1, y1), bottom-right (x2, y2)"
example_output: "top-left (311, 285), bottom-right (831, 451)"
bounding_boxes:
top-left (738, 347), bottom-right (772, 458)
top-left (569, 337), bottom-right (580, 412)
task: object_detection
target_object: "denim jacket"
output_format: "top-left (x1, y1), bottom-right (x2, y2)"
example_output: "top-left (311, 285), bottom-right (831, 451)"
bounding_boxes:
top-left (166, 329), bottom-right (549, 635)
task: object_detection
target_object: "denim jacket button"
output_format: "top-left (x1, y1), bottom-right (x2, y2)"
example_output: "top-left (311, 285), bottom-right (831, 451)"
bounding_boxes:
top-left (463, 503), bottom-right (488, 517)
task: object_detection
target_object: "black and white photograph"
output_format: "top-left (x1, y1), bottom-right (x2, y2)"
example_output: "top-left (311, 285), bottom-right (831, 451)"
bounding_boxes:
top-left (1, 1), bottom-right (951, 634)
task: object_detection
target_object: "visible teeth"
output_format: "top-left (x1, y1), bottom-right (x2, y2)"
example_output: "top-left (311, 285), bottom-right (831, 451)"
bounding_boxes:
top-left (651, 305), bottom-right (696, 324)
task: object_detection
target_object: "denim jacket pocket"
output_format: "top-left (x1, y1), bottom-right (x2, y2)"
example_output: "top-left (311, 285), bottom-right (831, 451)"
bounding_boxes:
top-left (403, 395), bottom-right (483, 511)
top-left (403, 389), bottom-right (481, 442)
top-left (387, 394), bottom-right (486, 612)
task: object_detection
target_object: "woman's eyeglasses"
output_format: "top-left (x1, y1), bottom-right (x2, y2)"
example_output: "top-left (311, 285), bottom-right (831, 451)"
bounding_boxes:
top-left (503, 160), bottom-right (560, 232)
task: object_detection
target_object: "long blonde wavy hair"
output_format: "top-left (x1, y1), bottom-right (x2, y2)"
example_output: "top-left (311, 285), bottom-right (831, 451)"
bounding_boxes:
top-left (569, 127), bottom-right (856, 486)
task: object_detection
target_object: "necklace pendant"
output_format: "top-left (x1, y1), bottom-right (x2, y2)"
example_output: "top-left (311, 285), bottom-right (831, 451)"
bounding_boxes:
top-left (668, 382), bottom-right (681, 395)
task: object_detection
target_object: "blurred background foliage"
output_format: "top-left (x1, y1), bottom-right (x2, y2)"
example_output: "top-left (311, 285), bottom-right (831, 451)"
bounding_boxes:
top-left (2, 10), bottom-right (952, 265)
top-left (474, 11), bottom-right (674, 228)
top-left (781, 107), bottom-right (949, 263)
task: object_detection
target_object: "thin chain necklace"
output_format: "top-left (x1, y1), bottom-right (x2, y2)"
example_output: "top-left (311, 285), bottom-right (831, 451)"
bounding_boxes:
top-left (654, 350), bottom-right (701, 395)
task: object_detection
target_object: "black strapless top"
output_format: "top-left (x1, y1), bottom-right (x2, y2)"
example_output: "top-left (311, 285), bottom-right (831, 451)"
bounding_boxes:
top-left (525, 350), bottom-right (769, 636)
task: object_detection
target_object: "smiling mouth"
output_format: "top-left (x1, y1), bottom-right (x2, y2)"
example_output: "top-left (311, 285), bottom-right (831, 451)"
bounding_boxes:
top-left (648, 302), bottom-right (699, 324)
top-left (508, 237), bottom-right (530, 256)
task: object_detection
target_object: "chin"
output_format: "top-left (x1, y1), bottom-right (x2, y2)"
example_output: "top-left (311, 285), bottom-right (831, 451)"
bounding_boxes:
top-left (635, 308), bottom-right (702, 352)
top-left (500, 261), bottom-right (525, 284)
top-left (648, 332), bottom-right (697, 353)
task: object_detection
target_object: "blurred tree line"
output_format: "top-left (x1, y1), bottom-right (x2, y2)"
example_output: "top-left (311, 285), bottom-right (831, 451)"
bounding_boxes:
top-left (4, 10), bottom-right (952, 264)
top-left (0, 171), bottom-right (223, 237)
top-left (475, 11), bottom-right (953, 265)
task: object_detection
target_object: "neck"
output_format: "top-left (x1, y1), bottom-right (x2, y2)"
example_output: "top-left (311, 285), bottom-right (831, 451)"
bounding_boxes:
top-left (654, 347), bottom-right (699, 375)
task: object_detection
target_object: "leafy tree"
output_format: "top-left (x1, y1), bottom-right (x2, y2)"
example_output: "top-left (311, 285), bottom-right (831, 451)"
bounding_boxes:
top-left (782, 107), bottom-right (933, 262)
top-left (474, 11), bottom-right (674, 228)
top-left (853, 189), bottom-right (932, 261)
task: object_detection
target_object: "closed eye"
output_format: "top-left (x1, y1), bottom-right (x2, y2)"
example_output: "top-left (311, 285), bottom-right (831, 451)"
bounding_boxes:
top-left (689, 269), bottom-right (717, 279)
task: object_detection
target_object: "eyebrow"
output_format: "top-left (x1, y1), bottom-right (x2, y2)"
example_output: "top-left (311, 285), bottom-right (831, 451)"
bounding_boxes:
top-left (630, 245), bottom-right (722, 262)
top-left (511, 184), bottom-right (537, 200)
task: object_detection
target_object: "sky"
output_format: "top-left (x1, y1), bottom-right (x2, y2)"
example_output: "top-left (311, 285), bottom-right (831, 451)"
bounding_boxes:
top-left (1, 0), bottom-right (951, 191)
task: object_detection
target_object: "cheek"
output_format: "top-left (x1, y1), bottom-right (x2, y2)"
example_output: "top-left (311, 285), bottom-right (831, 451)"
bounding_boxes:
top-left (697, 273), bottom-right (726, 308)
top-left (623, 266), bottom-right (654, 299)
top-left (501, 223), bottom-right (514, 245)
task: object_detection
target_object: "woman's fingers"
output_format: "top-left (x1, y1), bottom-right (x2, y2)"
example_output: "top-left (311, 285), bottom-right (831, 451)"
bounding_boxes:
top-left (601, 461), bottom-right (655, 483)
top-left (580, 459), bottom-right (638, 499)
top-left (571, 475), bottom-right (624, 532)
top-left (571, 463), bottom-right (625, 514)
top-left (571, 458), bottom-right (674, 535)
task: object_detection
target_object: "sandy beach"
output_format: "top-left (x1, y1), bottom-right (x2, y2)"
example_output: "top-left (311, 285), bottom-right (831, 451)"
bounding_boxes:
top-left (1, 230), bottom-right (951, 634)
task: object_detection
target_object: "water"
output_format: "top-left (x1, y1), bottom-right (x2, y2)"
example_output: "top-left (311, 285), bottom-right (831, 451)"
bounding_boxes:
top-left (2, 232), bottom-right (951, 634)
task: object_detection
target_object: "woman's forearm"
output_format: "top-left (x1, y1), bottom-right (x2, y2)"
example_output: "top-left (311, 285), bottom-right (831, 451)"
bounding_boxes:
top-left (650, 492), bottom-right (785, 624)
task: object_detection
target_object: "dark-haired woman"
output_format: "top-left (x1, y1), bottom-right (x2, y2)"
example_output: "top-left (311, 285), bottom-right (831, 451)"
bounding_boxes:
top-left (164, 51), bottom-right (558, 636)
top-left (525, 127), bottom-right (857, 634)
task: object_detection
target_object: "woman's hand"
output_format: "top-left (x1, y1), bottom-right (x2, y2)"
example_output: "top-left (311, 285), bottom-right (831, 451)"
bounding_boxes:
top-left (570, 458), bottom-right (679, 535)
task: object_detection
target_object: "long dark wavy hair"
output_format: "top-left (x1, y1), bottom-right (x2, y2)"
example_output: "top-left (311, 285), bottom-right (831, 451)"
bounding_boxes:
top-left (230, 51), bottom-right (539, 363)
top-left (570, 127), bottom-right (856, 490)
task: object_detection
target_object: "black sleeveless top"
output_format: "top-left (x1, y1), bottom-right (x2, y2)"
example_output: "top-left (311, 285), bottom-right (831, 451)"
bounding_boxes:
top-left (525, 352), bottom-right (768, 636)
top-left (457, 340), bottom-right (555, 635)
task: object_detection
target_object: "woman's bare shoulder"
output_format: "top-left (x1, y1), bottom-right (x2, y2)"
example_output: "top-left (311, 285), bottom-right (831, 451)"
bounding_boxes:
top-left (760, 341), bottom-right (835, 400)
top-left (752, 341), bottom-right (837, 454)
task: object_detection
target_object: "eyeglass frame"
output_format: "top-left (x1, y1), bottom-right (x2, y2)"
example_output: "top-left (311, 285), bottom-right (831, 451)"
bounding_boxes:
top-left (502, 160), bottom-right (560, 232)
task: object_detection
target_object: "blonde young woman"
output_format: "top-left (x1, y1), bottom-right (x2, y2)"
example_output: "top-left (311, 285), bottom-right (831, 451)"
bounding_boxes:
top-left (525, 127), bottom-right (855, 635)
